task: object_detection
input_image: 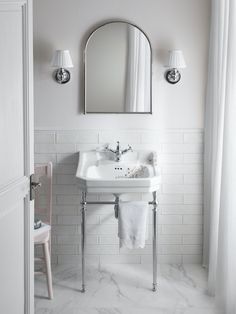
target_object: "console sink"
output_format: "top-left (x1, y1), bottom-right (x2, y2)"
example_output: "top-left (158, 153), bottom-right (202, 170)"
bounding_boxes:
top-left (76, 150), bottom-right (161, 194)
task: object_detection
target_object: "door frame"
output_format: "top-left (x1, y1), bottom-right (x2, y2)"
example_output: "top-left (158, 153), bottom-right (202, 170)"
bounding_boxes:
top-left (22, 0), bottom-right (34, 313)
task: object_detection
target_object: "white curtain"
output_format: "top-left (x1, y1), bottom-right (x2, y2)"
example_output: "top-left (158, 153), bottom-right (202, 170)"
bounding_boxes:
top-left (203, 0), bottom-right (236, 313)
top-left (125, 26), bottom-right (150, 112)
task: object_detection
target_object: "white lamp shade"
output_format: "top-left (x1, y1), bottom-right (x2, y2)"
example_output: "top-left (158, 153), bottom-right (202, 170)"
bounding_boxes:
top-left (51, 50), bottom-right (73, 68)
top-left (166, 50), bottom-right (186, 69)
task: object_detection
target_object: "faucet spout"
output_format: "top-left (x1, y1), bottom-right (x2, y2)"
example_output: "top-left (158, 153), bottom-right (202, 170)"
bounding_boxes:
top-left (105, 142), bottom-right (133, 162)
top-left (116, 141), bottom-right (120, 151)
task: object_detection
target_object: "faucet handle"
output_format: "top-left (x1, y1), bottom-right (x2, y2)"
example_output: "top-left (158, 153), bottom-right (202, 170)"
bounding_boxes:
top-left (121, 144), bottom-right (133, 155)
top-left (128, 144), bottom-right (133, 152)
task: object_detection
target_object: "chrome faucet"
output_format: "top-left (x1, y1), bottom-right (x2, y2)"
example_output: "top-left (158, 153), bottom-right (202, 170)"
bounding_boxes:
top-left (105, 141), bottom-right (133, 162)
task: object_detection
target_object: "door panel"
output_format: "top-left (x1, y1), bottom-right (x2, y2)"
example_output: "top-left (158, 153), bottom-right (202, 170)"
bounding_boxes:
top-left (0, 7), bottom-right (24, 188)
top-left (1, 201), bottom-right (25, 314)
top-left (0, 1), bottom-right (34, 314)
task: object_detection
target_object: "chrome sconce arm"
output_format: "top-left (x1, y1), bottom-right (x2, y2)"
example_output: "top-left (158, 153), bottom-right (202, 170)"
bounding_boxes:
top-left (54, 68), bottom-right (71, 84)
top-left (165, 68), bottom-right (181, 84)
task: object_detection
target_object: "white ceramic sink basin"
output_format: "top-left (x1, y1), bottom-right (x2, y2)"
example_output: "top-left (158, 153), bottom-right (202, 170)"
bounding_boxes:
top-left (76, 150), bottom-right (161, 194)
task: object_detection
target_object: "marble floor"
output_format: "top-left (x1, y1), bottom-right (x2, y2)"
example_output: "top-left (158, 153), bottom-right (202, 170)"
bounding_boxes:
top-left (35, 264), bottom-right (220, 314)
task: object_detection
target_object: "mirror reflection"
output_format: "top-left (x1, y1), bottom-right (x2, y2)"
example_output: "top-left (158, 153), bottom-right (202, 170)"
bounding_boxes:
top-left (84, 22), bottom-right (152, 113)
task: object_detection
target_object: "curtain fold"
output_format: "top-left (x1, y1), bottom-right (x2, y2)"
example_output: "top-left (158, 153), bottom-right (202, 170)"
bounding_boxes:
top-left (125, 26), bottom-right (150, 112)
top-left (204, 0), bottom-right (236, 312)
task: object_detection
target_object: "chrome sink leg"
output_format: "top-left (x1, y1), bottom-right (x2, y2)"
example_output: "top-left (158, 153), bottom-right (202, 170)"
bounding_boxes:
top-left (152, 191), bottom-right (158, 292)
top-left (81, 192), bottom-right (87, 292)
top-left (114, 196), bottom-right (119, 219)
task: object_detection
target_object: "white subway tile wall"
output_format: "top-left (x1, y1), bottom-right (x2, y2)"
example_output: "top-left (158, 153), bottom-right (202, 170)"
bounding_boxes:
top-left (34, 129), bottom-right (203, 266)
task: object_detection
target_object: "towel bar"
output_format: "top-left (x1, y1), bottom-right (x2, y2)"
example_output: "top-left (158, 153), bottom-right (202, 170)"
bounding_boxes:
top-left (80, 191), bottom-right (159, 293)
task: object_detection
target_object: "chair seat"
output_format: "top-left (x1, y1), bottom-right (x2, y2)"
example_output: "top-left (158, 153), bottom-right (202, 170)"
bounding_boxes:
top-left (34, 223), bottom-right (51, 244)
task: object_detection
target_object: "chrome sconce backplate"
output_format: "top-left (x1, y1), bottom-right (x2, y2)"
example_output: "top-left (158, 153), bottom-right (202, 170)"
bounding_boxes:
top-left (54, 68), bottom-right (71, 84)
top-left (165, 68), bottom-right (181, 84)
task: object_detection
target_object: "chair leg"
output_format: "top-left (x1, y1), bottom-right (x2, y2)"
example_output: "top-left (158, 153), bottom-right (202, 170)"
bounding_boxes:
top-left (43, 241), bottom-right (53, 299)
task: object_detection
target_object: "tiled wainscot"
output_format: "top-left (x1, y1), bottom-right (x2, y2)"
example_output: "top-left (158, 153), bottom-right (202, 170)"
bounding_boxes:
top-left (34, 129), bottom-right (203, 266)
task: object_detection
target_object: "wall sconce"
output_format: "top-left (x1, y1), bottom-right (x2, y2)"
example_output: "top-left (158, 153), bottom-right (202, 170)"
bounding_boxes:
top-left (165, 50), bottom-right (186, 84)
top-left (51, 50), bottom-right (73, 84)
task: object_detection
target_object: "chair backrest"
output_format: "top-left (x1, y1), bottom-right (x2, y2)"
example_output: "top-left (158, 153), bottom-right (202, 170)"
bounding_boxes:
top-left (34, 162), bottom-right (53, 226)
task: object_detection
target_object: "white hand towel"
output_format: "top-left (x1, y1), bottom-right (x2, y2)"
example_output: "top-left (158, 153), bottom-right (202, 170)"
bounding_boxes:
top-left (118, 201), bottom-right (149, 249)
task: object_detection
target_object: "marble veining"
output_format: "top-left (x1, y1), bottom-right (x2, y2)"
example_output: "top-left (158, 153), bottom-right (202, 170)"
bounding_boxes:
top-left (35, 264), bottom-right (220, 314)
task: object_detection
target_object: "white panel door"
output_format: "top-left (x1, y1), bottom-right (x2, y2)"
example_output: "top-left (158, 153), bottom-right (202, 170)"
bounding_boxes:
top-left (0, 1), bottom-right (34, 314)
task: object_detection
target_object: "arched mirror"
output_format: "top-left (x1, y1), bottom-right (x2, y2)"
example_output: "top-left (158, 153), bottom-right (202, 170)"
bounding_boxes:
top-left (84, 21), bottom-right (152, 114)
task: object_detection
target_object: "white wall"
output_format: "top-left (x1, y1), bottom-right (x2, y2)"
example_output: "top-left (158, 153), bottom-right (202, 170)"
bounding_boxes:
top-left (33, 0), bottom-right (210, 265)
top-left (33, 0), bottom-right (210, 130)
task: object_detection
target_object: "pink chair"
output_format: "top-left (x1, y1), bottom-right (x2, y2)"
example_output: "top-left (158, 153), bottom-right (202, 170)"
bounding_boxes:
top-left (34, 162), bottom-right (53, 300)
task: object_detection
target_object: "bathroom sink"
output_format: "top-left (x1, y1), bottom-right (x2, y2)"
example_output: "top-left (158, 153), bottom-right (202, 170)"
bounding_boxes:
top-left (76, 150), bottom-right (161, 194)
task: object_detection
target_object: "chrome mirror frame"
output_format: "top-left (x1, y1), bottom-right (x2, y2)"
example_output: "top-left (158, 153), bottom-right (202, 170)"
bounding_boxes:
top-left (83, 20), bottom-right (152, 114)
